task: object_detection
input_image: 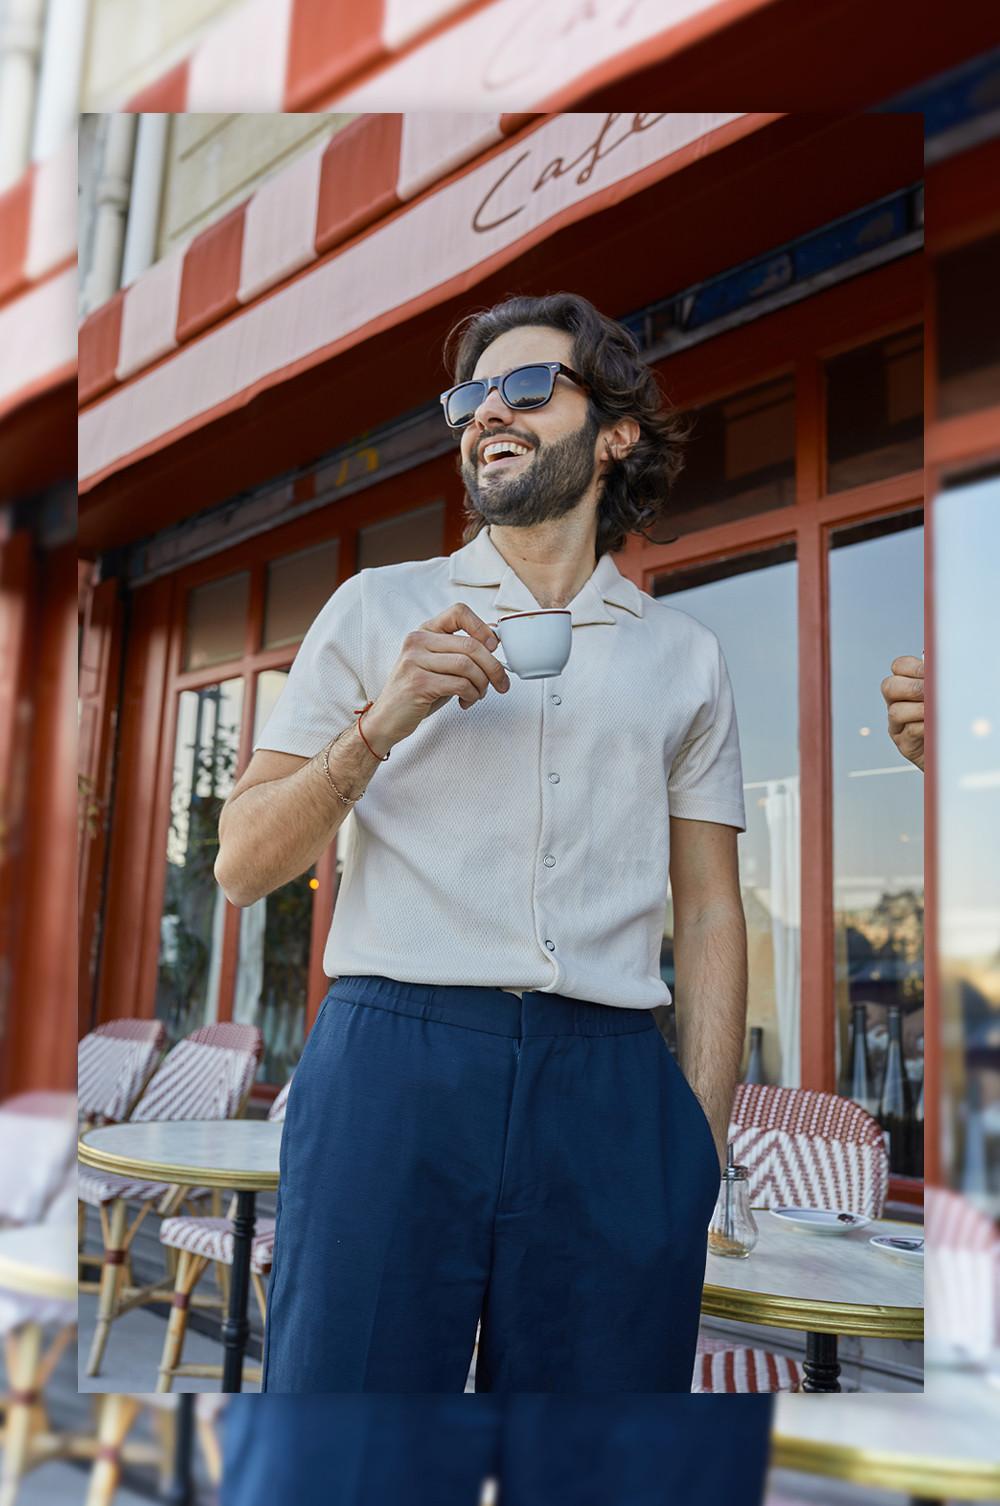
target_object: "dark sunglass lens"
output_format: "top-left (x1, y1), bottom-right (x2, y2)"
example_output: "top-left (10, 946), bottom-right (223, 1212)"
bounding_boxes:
top-left (447, 382), bottom-right (485, 427)
top-left (503, 365), bottom-right (553, 409)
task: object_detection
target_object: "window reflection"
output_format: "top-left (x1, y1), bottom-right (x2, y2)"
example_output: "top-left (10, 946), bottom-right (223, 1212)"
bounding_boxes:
top-left (829, 515), bottom-right (924, 1176)
top-left (654, 549), bottom-right (799, 1085)
top-left (233, 670), bottom-right (313, 1083)
top-left (935, 474), bottom-right (1000, 1210)
top-left (156, 679), bottom-right (244, 1041)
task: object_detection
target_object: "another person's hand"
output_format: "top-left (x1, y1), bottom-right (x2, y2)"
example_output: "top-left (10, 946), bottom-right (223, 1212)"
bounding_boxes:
top-left (364, 602), bottom-right (510, 752)
top-left (880, 655), bottom-right (924, 771)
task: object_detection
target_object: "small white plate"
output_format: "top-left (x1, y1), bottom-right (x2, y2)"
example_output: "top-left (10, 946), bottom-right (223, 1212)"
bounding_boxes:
top-left (869, 1233), bottom-right (924, 1264)
top-left (771, 1206), bottom-right (873, 1235)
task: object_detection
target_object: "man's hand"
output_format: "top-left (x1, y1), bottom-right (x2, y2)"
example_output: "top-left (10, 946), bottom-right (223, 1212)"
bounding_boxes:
top-left (880, 656), bottom-right (924, 771)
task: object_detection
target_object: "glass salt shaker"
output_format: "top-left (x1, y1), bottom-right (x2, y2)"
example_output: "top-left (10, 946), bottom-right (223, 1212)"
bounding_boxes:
top-left (707, 1143), bottom-right (758, 1258)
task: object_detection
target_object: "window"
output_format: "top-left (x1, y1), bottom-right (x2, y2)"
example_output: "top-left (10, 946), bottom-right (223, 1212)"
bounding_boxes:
top-left (936, 235), bottom-right (1000, 417)
top-left (826, 329), bottom-right (923, 492)
top-left (357, 501), bottom-right (445, 569)
top-left (665, 376), bottom-right (795, 538)
top-left (183, 572), bottom-right (249, 671)
top-left (654, 548), bottom-right (800, 1086)
top-left (934, 474), bottom-right (1000, 1206)
top-left (829, 514), bottom-right (924, 1173)
top-left (264, 539), bottom-right (340, 650)
top-left (156, 679), bottom-right (244, 1040)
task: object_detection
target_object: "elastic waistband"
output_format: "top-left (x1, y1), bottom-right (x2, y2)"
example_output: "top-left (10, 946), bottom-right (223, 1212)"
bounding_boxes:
top-left (324, 975), bottom-right (656, 1039)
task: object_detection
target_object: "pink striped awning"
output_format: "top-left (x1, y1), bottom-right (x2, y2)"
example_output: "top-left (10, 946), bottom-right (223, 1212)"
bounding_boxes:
top-left (79, 110), bottom-right (774, 491)
top-left (122, 0), bottom-right (784, 114)
top-left (0, 137), bottom-right (76, 427)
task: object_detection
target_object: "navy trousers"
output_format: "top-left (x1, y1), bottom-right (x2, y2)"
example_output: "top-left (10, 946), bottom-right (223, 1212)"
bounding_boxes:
top-left (221, 1396), bottom-right (774, 1505)
top-left (262, 976), bottom-right (721, 1392)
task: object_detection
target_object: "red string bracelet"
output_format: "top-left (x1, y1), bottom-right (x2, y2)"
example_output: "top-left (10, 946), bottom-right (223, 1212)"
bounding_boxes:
top-left (353, 701), bottom-right (390, 761)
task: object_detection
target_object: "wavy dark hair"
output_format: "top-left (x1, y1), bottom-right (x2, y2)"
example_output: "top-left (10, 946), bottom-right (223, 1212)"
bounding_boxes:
top-left (444, 292), bottom-right (689, 557)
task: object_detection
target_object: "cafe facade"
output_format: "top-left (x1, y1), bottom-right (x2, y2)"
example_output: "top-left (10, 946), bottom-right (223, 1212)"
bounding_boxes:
top-left (75, 40), bottom-right (1000, 1216)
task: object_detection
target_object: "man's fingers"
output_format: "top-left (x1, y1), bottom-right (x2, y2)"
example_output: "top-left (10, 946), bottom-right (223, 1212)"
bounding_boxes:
top-left (891, 655), bottom-right (923, 678)
top-left (888, 702), bottom-right (924, 733)
top-left (881, 673), bottom-right (924, 704)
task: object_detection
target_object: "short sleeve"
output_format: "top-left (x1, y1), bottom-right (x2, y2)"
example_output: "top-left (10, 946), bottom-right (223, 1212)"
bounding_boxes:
top-left (253, 570), bottom-right (368, 758)
top-left (667, 635), bottom-right (746, 831)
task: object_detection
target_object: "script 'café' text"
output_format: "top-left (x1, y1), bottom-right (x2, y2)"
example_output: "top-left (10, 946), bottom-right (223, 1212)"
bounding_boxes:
top-left (472, 112), bottom-right (669, 234)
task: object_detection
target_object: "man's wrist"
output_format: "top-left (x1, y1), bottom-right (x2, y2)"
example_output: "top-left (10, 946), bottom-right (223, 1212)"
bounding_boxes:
top-left (359, 700), bottom-right (395, 760)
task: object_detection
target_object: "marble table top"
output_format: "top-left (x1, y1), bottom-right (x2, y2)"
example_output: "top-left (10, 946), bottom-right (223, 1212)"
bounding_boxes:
top-left (701, 1211), bottom-right (924, 1337)
top-left (79, 1120), bottom-right (282, 1191)
top-left (773, 1370), bottom-right (1000, 1498)
top-left (0, 1223), bottom-right (77, 1301)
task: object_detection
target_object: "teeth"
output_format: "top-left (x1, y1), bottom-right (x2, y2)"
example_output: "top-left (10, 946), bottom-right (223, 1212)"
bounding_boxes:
top-left (483, 441), bottom-right (530, 462)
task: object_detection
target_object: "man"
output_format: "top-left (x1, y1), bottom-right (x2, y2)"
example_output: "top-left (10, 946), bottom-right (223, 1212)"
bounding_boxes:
top-left (215, 292), bottom-right (748, 1392)
top-left (220, 1395), bottom-right (774, 1506)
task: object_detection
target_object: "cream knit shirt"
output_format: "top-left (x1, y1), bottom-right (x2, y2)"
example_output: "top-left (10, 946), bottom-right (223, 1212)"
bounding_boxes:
top-left (254, 526), bottom-right (745, 1010)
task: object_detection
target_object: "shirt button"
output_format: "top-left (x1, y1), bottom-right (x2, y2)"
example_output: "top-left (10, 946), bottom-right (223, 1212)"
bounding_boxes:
top-left (551, 694), bottom-right (562, 705)
top-left (545, 939), bottom-right (556, 951)
top-left (548, 772), bottom-right (560, 784)
top-left (543, 854), bottom-right (556, 868)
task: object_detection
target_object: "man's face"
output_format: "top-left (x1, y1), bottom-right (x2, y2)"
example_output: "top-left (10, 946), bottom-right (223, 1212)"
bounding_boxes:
top-left (458, 326), bottom-right (603, 528)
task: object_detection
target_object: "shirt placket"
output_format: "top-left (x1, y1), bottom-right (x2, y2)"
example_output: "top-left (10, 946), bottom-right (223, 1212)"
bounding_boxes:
top-left (534, 679), bottom-right (566, 988)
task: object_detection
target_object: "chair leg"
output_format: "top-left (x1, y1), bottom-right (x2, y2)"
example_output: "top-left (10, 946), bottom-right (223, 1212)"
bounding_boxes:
top-left (0, 1324), bottom-right (44, 1506)
top-left (156, 1251), bottom-right (210, 1393)
top-left (86, 1199), bottom-right (128, 1378)
top-left (84, 1394), bottom-right (141, 1506)
top-left (196, 1408), bottom-right (224, 1487)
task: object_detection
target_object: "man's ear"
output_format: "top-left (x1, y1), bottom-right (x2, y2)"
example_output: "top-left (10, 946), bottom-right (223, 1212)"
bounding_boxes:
top-left (603, 417), bottom-right (641, 462)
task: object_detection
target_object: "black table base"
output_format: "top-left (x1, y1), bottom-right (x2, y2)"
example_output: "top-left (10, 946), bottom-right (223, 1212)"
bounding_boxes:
top-left (222, 1188), bottom-right (257, 1392)
top-left (164, 1393), bottom-right (195, 1505)
top-left (802, 1331), bottom-right (841, 1392)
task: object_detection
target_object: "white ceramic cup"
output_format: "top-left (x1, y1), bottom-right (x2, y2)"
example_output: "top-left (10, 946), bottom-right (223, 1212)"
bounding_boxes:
top-left (490, 610), bottom-right (572, 680)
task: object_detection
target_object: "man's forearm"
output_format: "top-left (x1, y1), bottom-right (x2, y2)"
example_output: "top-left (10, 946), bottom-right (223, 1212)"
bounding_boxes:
top-left (215, 719), bottom-right (388, 907)
top-left (673, 903), bottom-right (748, 1168)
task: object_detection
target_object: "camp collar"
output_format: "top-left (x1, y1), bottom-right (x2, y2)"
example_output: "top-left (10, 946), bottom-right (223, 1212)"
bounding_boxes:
top-left (447, 526), bottom-right (644, 627)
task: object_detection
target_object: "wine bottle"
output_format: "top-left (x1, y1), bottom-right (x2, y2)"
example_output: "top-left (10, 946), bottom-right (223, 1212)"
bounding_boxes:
top-left (743, 1026), bottom-right (765, 1085)
top-left (913, 1069), bottom-right (924, 1178)
top-left (878, 1005), bottom-right (914, 1175)
top-left (843, 1002), bottom-right (877, 1115)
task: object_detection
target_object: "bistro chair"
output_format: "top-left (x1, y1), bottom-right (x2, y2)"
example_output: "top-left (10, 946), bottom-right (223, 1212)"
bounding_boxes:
top-left (78, 1019), bottom-right (168, 1131)
top-left (155, 1079), bottom-right (293, 1392)
top-left (84, 1393), bottom-right (227, 1506)
top-left (924, 1184), bottom-right (1000, 1365)
top-left (0, 1168), bottom-right (79, 1506)
top-left (78, 1022), bottom-right (263, 1380)
top-left (693, 1083), bottom-right (889, 1394)
top-left (0, 1091), bottom-right (77, 1232)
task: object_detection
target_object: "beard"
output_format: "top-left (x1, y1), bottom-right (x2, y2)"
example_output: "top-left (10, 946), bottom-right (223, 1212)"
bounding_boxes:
top-left (461, 409), bottom-right (600, 527)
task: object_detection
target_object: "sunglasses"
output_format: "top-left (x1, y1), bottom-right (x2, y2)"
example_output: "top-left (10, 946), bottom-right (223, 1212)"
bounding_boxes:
top-left (439, 361), bottom-right (589, 430)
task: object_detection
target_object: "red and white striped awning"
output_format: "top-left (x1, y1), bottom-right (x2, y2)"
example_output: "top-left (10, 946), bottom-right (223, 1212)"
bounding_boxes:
top-left (79, 110), bottom-right (773, 491)
top-left (0, 137), bottom-right (76, 428)
top-left (124, 0), bottom-right (782, 113)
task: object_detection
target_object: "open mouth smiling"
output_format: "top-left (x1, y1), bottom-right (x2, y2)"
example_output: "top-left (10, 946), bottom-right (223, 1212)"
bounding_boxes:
top-left (479, 439), bottom-right (534, 468)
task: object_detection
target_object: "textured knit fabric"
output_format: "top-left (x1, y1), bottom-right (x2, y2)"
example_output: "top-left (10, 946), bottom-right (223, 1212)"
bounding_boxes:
top-left (220, 1395), bottom-right (774, 1506)
top-left (260, 976), bottom-right (722, 1393)
top-left (254, 526), bottom-right (745, 1011)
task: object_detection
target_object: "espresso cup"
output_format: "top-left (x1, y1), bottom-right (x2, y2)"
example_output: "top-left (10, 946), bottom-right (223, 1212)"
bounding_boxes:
top-left (491, 610), bottom-right (572, 680)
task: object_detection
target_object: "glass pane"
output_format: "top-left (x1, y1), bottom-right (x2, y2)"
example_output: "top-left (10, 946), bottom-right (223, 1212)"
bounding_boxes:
top-left (233, 670), bottom-right (314, 1083)
top-left (665, 377), bottom-right (795, 538)
top-left (357, 500), bottom-right (445, 569)
top-left (156, 679), bottom-right (244, 1041)
top-left (826, 328), bottom-right (923, 493)
top-left (935, 475), bottom-right (1000, 1212)
top-left (830, 515), bottom-right (924, 1176)
top-left (183, 572), bottom-right (250, 671)
top-left (936, 234), bottom-right (1000, 417)
top-left (264, 539), bottom-right (340, 650)
top-left (654, 548), bottom-right (800, 1086)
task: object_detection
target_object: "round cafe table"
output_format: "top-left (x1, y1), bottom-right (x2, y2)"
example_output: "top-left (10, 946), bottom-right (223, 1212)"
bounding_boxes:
top-left (701, 1211), bottom-right (923, 1391)
top-left (78, 1120), bottom-right (281, 1394)
top-left (772, 1371), bottom-right (1000, 1501)
top-left (0, 1221), bottom-right (77, 1302)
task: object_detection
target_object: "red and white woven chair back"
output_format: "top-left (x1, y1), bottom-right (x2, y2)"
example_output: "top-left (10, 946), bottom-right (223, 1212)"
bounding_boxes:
top-left (729, 1084), bottom-right (888, 1217)
top-left (132, 1024), bottom-right (262, 1124)
top-left (925, 1185), bottom-right (1000, 1358)
top-left (78, 1019), bottom-right (167, 1125)
top-left (268, 1078), bottom-right (293, 1122)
